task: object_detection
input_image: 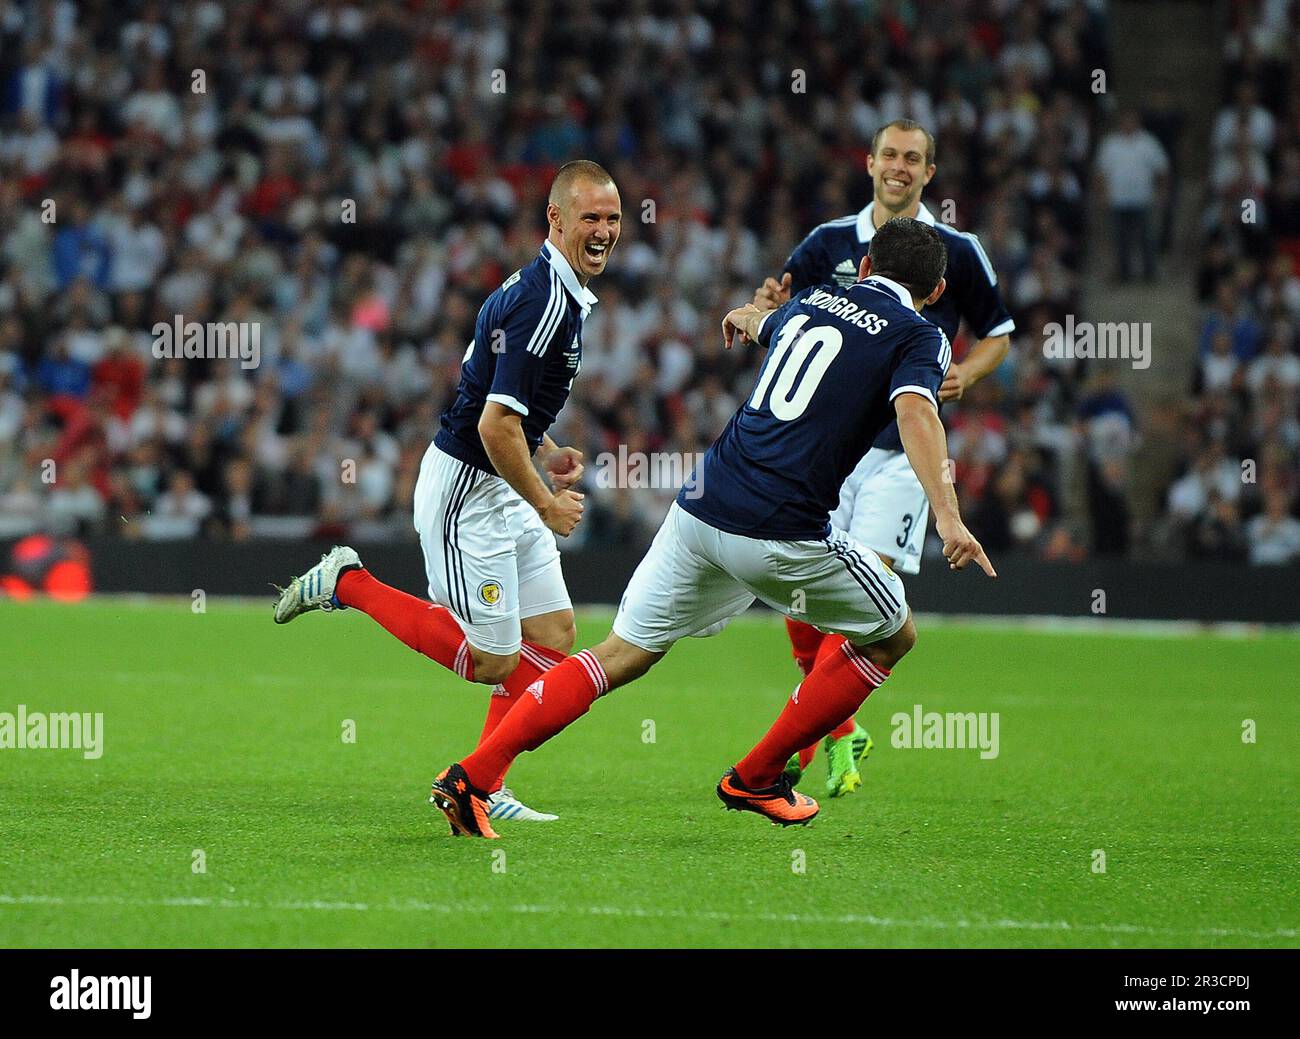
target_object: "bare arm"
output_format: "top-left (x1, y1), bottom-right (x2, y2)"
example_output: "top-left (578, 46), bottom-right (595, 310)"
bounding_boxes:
top-left (478, 403), bottom-right (583, 536)
top-left (894, 392), bottom-right (996, 576)
top-left (940, 334), bottom-right (1011, 402)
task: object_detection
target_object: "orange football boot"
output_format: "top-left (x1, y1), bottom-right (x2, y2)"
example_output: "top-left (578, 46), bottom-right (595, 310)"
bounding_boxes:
top-left (430, 763), bottom-right (500, 839)
top-left (716, 767), bottom-right (820, 826)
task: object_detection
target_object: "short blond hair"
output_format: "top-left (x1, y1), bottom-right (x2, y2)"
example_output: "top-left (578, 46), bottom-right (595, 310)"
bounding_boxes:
top-left (548, 160), bottom-right (615, 207)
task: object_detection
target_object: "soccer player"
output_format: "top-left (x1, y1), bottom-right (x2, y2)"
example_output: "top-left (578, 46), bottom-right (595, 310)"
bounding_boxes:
top-left (753, 119), bottom-right (1014, 798)
top-left (271, 160), bottom-right (621, 824)
top-left (429, 217), bottom-right (996, 838)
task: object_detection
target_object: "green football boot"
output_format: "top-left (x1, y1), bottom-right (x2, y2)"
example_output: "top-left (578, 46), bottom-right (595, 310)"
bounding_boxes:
top-left (824, 723), bottom-right (873, 798)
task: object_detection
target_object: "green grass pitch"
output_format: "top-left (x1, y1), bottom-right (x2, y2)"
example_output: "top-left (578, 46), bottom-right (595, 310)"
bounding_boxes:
top-left (1, 598), bottom-right (1297, 948)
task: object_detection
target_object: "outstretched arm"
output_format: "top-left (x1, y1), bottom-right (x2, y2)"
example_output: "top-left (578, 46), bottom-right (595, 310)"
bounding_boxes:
top-left (894, 392), bottom-right (996, 576)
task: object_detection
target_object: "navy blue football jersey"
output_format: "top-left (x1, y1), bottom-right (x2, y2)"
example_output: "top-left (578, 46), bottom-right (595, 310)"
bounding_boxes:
top-left (782, 201), bottom-right (1013, 451)
top-left (435, 241), bottom-right (597, 474)
top-left (678, 276), bottom-right (952, 540)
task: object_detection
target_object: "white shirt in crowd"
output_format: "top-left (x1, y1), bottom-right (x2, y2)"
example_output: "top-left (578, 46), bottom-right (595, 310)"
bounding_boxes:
top-left (1201, 352), bottom-right (1239, 393)
top-left (1167, 457), bottom-right (1243, 518)
top-left (1246, 351), bottom-right (1300, 394)
top-left (1246, 513), bottom-right (1300, 565)
top-left (1095, 129), bottom-right (1170, 208)
top-left (1212, 105), bottom-right (1275, 156)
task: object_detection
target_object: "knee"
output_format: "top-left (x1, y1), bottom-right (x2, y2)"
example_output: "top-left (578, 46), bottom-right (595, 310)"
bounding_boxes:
top-left (887, 616), bottom-right (918, 665)
top-left (592, 632), bottom-right (662, 690)
top-left (865, 613), bottom-right (916, 671)
top-left (547, 619), bottom-right (578, 655)
top-left (471, 649), bottom-right (519, 686)
top-left (893, 618), bottom-right (918, 660)
top-left (523, 612), bottom-right (577, 655)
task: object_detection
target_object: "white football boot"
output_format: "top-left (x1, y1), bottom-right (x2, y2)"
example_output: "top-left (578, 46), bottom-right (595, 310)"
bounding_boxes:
top-left (273, 546), bottom-right (361, 624)
top-left (486, 787), bottom-right (559, 822)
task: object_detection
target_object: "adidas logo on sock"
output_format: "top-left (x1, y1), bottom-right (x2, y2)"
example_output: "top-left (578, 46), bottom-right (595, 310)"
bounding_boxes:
top-left (528, 680), bottom-right (544, 704)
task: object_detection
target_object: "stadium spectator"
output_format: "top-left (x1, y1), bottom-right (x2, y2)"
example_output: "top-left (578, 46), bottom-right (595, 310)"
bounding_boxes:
top-left (0, 0), bottom-right (1114, 562)
top-left (1170, 0), bottom-right (1300, 566)
top-left (1094, 107), bottom-right (1169, 283)
top-left (1078, 369), bottom-right (1137, 556)
top-left (1247, 486), bottom-right (1300, 565)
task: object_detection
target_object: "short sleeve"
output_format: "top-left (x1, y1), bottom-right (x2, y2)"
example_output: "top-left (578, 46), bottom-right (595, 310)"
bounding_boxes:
top-left (486, 274), bottom-right (565, 416)
top-left (954, 233), bottom-right (1015, 340)
top-left (890, 324), bottom-right (951, 410)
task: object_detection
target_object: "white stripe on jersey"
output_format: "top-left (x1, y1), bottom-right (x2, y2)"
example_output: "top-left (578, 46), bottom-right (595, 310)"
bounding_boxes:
top-left (890, 383), bottom-right (938, 408)
top-left (934, 223), bottom-right (999, 286)
top-left (486, 391), bottom-right (528, 416)
top-left (816, 215), bottom-right (858, 229)
top-left (525, 269), bottom-right (562, 356)
top-left (526, 269), bottom-right (565, 356)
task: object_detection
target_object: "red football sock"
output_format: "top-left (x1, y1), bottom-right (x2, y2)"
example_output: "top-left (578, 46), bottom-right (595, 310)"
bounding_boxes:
top-left (335, 568), bottom-right (474, 680)
top-left (461, 650), bottom-right (609, 792)
top-left (815, 633), bottom-right (848, 667)
top-left (477, 642), bottom-right (567, 745)
top-left (795, 635), bottom-right (854, 764)
top-left (828, 716), bottom-right (856, 739)
top-left (736, 641), bottom-right (889, 789)
top-left (785, 617), bottom-right (826, 676)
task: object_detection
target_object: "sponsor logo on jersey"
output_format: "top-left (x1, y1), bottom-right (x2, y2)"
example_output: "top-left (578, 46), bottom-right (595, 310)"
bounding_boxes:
top-left (833, 257), bottom-right (858, 286)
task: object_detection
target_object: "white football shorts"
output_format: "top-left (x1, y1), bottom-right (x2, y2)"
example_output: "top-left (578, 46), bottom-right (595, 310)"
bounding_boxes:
top-left (413, 443), bottom-right (571, 656)
top-left (613, 501), bottom-right (909, 654)
top-left (829, 447), bottom-right (930, 574)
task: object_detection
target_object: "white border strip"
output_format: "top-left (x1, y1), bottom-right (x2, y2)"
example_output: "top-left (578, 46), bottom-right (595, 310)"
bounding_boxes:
top-left (1, 893), bottom-right (1294, 942)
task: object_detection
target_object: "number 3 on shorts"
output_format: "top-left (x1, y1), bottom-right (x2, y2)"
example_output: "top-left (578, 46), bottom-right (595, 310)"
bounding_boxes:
top-left (896, 512), bottom-right (914, 549)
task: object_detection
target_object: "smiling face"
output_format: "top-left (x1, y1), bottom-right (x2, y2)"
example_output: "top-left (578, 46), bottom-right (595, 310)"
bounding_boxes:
top-left (867, 125), bottom-right (936, 217)
top-left (547, 176), bottom-right (622, 283)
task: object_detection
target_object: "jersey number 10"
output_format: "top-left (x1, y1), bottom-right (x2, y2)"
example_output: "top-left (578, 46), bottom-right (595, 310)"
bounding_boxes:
top-left (748, 315), bottom-right (843, 421)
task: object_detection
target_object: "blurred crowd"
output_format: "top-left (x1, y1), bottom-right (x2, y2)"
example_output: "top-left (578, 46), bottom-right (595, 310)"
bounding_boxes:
top-left (0, 0), bottom-right (1118, 560)
top-left (1179, 0), bottom-right (1300, 565)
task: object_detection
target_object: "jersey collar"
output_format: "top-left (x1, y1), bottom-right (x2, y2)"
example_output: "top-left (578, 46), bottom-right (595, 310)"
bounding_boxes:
top-left (542, 239), bottom-right (599, 316)
top-left (858, 275), bottom-right (914, 308)
top-left (855, 200), bottom-right (937, 243)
